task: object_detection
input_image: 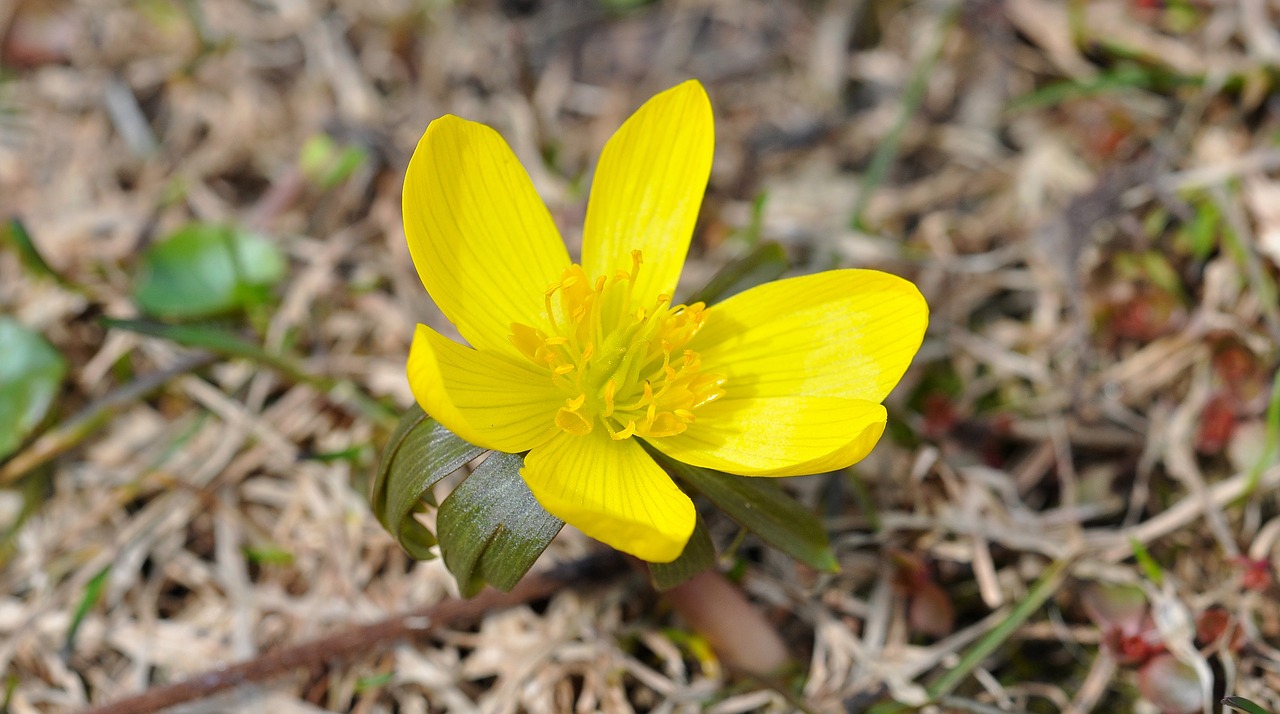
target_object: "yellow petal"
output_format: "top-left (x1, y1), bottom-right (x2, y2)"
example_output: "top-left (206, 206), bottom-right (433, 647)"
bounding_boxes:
top-left (648, 397), bottom-right (887, 477)
top-left (407, 324), bottom-right (562, 453)
top-left (404, 115), bottom-right (570, 356)
top-left (690, 269), bottom-right (927, 402)
top-left (522, 430), bottom-right (695, 562)
top-left (581, 80), bottom-right (714, 301)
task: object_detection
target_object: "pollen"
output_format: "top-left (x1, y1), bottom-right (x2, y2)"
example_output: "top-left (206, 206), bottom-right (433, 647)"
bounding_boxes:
top-left (509, 250), bottom-right (726, 439)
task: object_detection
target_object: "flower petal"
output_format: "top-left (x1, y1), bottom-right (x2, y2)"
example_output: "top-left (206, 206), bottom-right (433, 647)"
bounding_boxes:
top-left (581, 80), bottom-right (714, 301)
top-left (691, 269), bottom-right (927, 402)
top-left (407, 324), bottom-right (562, 453)
top-left (404, 115), bottom-right (570, 356)
top-left (648, 396), bottom-right (887, 477)
top-left (522, 430), bottom-right (696, 562)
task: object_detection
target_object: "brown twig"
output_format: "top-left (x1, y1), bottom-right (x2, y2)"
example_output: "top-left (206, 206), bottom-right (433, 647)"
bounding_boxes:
top-left (79, 551), bottom-right (628, 714)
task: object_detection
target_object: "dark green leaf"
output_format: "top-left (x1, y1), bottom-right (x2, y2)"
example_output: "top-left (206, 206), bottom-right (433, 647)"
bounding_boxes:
top-left (684, 241), bottom-right (788, 306)
top-left (370, 405), bottom-right (486, 560)
top-left (103, 318), bottom-right (310, 382)
top-left (0, 318), bottom-right (67, 460)
top-left (65, 565), bottom-right (110, 652)
top-left (133, 223), bottom-right (285, 319)
top-left (656, 454), bottom-right (838, 572)
top-left (243, 544), bottom-right (294, 566)
top-left (438, 451), bottom-right (564, 597)
top-left (648, 516), bottom-right (715, 590)
top-left (102, 318), bottom-right (397, 428)
top-left (1, 218), bottom-right (72, 286)
top-left (1007, 65), bottom-right (1160, 112)
top-left (597, 0), bottom-right (657, 11)
top-left (1224, 696), bottom-right (1273, 714)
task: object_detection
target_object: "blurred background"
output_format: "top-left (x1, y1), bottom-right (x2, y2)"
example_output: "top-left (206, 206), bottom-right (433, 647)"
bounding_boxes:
top-left (3, 0), bottom-right (1280, 711)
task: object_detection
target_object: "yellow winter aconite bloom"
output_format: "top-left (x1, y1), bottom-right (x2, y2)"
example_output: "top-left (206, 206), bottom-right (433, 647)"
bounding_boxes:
top-left (403, 80), bottom-right (927, 563)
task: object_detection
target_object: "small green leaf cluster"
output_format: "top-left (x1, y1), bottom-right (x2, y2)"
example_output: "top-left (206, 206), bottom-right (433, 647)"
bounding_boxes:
top-left (0, 220), bottom-right (69, 463)
top-left (133, 223), bottom-right (286, 320)
top-left (0, 317), bottom-right (67, 461)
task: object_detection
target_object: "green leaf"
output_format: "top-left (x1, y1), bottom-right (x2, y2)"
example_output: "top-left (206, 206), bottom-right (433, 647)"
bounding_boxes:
top-left (655, 454), bottom-right (838, 573)
top-left (1139, 250), bottom-right (1185, 300)
top-left (133, 223), bottom-right (286, 319)
top-left (0, 318), bottom-right (67, 461)
top-left (102, 318), bottom-right (397, 428)
top-left (299, 134), bottom-right (369, 190)
top-left (102, 318), bottom-right (309, 383)
top-left (1130, 537), bottom-right (1164, 586)
top-left (65, 565), bottom-right (110, 652)
top-left (370, 405), bottom-right (486, 560)
top-left (597, 0), bottom-right (657, 10)
top-left (925, 556), bottom-right (1072, 702)
top-left (1224, 696), bottom-right (1274, 714)
top-left (685, 241), bottom-right (789, 306)
top-left (437, 451), bottom-right (565, 597)
top-left (1007, 64), bottom-right (1159, 112)
top-left (1, 218), bottom-right (72, 286)
top-left (354, 672), bottom-right (395, 693)
top-left (243, 544), bottom-right (294, 566)
top-left (648, 516), bottom-right (715, 590)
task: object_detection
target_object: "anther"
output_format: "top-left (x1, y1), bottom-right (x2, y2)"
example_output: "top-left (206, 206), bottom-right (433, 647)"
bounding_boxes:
top-left (603, 379), bottom-right (616, 416)
top-left (556, 407), bottom-right (592, 436)
top-left (611, 421), bottom-right (636, 440)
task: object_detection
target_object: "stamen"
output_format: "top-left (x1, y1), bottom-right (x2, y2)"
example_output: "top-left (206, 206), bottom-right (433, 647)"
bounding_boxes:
top-left (509, 322), bottom-right (543, 361)
top-left (610, 420), bottom-right (636, 440)
top-left (626, 250), bottom-right (643, 303)
top-left (603, 379), bottom-right (617, 417)
top-left (556, 407), bottom-right (592, 435)
top-left (507, 252), bottom-right (724, 440)
top-left (544, 289), bottom-right (558, 331)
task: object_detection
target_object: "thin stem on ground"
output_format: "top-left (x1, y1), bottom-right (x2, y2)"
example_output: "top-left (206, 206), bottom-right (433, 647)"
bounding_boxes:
top-left (77, 551), bottom-right (627, 714)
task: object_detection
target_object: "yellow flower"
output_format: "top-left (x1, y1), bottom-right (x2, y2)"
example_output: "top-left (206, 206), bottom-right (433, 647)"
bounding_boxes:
top-left (403, 80), bottom-right (927, 563)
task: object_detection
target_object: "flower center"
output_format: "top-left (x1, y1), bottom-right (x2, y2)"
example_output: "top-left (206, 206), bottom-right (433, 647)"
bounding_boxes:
top-left (508, 250), bottom-right (726, 440)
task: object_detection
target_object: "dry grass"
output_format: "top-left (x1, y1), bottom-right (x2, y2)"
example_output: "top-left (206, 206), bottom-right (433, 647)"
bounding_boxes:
top-left (3, 0), bottom-right (1280, 712)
